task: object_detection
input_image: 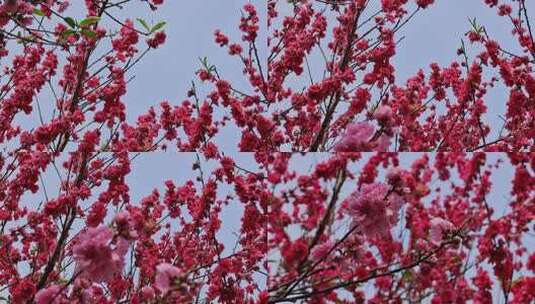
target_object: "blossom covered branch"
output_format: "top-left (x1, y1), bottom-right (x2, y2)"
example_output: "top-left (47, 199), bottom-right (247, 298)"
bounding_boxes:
top-left (0, 0), bottom-right (534, 303)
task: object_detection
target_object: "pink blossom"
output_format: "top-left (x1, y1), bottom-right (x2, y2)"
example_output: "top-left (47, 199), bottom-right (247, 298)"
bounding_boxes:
top-left (429, 218), bottom-right (454, 244)
top-left (35, 284), bottom-right (62, 304)
top-left (154, 263), bottom-right (181, 294)
top-left (416, 0), bottom-right (435, 9)
top-left (335, 122), bottom-right (392, 151)
top-left (72, 226), bottom-right (128, 283)
top-left (375, 134), bottom-right (391, 151)
top-left (310, 240), bottom-right (334, 262)
top-left (80, 283), bottom-right (105, 303)
top-left (141, 286), bottom-right (155, 300)
top-left (386, 167), bottom-right (404, 186)
top-left (374, 105), bottom-right (393, 123)
top-left (334, 122), bottom-right (375, 152)
top-left (147, 31), bottom-right (166, 48)
top-left (114, 211), bottom-right (138, 239)
top-left (345, 183), bottom-right (403, 237)
top-left (498, 4), bottom-right (512, 16)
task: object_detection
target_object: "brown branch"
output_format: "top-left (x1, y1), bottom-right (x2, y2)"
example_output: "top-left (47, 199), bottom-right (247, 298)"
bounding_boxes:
top-left (272, 237), bottom-right (458, 303)
top-left (309, 8), bottom-right (362, 151)
top-left (35, 153), bottom-right (89, 291)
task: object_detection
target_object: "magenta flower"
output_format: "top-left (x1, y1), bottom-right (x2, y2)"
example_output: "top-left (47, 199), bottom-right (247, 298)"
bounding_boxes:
top-left (334, 122), bottom-right (375, 152)
top-left (375, 134), bottom-right (391, 151)
top-left (374, 105), bottom-right (393, 123)
top-left (72, 226), bottom-right (128, 283)
top-left (114, 211), bottom-right (138, 239)
top-left (141, 286), bottom-right (156, 300)
top-left (310, 240), bottom-right (334, 262)
top-left (386, 167), bottom-right (405, 186)
top-left (154, 263), bottom-right (181, 294)
top-left (429, 218), bottom-right (454, 244)
top-left (345, 183), bottom-right (403, 238)
top-left (35, 284), bottom-right (62, 304)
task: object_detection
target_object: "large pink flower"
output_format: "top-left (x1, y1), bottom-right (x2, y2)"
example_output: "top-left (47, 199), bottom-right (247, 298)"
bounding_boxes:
top-left (429, 217), bottom-right (454, 244)
top-left (375, 134), bottom-right (391, 152)
top-left (141, 286), bottom-right (156, 301)
top-left (114, 210), bottom-right (138, 239)
top-left (334, 122), bottom-right (375, 152)
top-left (345, 183), bottom-right (403, 238)
top-left (35, 284), bottom-right (62, 304)
top-left (374, 105), bottom-right (393, 123)
top-left (72, 226), bottom-right (128, 283)
top-left (154, 263), bottom-right (181, 294)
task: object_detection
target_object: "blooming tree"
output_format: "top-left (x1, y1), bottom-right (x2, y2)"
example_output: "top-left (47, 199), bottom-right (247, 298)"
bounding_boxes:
top-left (0, 0), bottom-right (534, 303)
top-left (1, 0), bottom-right (535, 153)
top-left (267, 152), bottom-right (535, 303)
top-left (207, 0), bottom-right (535, 151)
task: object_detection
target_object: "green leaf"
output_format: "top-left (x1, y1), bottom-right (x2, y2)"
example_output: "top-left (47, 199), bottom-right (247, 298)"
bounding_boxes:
top-left (137, 18), bottom-right (150, 32)
top-left (468, 17), bottom-right (483, 33)
top-left (199, 56), bottom-right (208, 68)
top-left (402, 270), bottom-right (413, 282)
top-left (65, 17), bottom-right (77, 28)
top-left (60, 29), bottom-right (77, 39)
top-left (33, 8), bottom-right (45, 17)
top-left (79, 16), bottom-right (100, 27)
top-left (151, 21), bottom-right (166, 33)
top-left (81, 29), bottom-right (97, 38)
